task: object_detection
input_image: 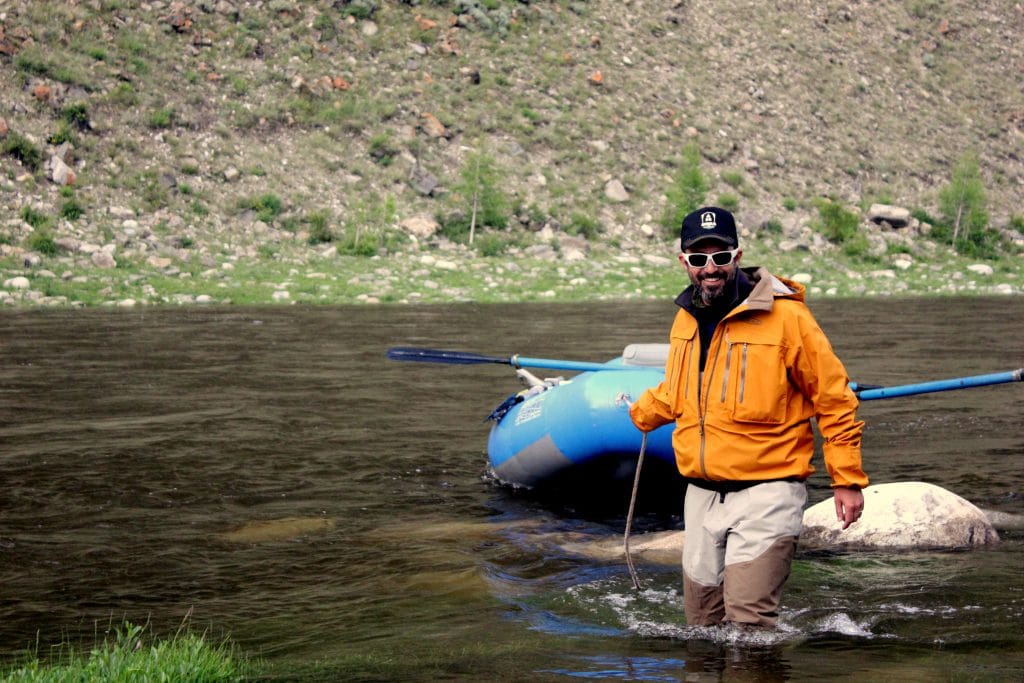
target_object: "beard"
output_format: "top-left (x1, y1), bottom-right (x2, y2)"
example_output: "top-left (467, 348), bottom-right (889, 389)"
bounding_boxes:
top-left (691, 269), bottom-right (736, 307)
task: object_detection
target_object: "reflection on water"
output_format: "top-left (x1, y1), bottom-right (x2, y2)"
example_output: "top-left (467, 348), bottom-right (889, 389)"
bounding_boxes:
top-left (0, 299), bottom-right (1022, 680)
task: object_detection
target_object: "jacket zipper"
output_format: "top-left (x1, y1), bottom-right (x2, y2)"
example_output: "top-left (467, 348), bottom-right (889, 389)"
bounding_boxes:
top-left (698, 325), bottom-right (728, 479)
top-left (739, 343), bottom-right (748, 404)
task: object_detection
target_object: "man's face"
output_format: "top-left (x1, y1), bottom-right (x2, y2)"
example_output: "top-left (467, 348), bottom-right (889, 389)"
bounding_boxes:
top-left (678, 241), bottom-right (742, 305)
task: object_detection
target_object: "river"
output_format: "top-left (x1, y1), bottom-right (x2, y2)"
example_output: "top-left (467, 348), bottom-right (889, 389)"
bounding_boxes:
top-left (1, 298), bottom-right (1022, 681)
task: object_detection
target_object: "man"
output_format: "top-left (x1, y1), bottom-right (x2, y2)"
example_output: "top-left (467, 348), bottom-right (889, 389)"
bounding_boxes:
top-left (629, 206), bottom-right (868, 628)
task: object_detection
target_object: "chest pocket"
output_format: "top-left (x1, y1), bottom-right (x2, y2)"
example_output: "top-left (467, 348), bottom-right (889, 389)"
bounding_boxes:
top-left (721, 328), bottom-right (789, 424)
top-left (667, 327), bottom-right (697, 415)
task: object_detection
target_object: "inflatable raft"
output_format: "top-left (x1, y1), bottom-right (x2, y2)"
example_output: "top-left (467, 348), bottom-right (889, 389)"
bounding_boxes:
top-left (486, 344), bottom-right (678, 501)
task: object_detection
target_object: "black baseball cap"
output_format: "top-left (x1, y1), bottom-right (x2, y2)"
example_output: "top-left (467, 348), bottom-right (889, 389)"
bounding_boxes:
top-left (680, 207), bottom-right (738, 249)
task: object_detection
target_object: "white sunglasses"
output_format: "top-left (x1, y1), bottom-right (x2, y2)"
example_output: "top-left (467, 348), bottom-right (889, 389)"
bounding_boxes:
top-left (679, 248), bottom-right (739, 268)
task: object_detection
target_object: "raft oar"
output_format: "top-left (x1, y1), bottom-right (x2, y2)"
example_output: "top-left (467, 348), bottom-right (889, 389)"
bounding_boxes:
top-left (854, 368), bottom-right (1023, 401)
top-left (386, 347), bottom-right (634, 373)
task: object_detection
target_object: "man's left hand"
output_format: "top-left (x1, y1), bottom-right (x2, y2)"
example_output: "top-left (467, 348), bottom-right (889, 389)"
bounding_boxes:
top-left (834, 486), bottom-right (865, 530)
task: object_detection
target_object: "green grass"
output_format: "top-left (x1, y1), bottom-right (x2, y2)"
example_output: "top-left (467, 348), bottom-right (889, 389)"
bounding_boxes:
top-left (1, 622), bottom-right (249, 682)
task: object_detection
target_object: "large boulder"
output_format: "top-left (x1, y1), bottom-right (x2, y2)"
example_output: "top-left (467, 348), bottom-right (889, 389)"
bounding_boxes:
top-left (800, 481), bottom-right (999, 550)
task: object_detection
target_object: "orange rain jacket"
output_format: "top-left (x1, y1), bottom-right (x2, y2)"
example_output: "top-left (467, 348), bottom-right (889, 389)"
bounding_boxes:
top-left (629, 267), bottom-right (869, 489)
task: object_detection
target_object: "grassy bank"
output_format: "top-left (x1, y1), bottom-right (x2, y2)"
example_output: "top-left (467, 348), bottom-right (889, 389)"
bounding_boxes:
top-left (1, 240), bottom-right (1020, 309)
top-left (1, 623), bottom-right (251, 683)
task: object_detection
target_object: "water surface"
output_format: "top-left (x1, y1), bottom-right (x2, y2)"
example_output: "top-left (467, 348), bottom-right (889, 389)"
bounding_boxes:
top-left (1, 299), bottom-right (1022, 680)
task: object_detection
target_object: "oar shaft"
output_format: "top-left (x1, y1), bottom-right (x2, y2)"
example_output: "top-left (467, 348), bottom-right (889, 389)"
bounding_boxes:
top-left (511, 355), bottom-right (628, 373)
top-left (857, 368), bottom-right (1023, 401)
top-left (386, 347), bottom-right (631, 373)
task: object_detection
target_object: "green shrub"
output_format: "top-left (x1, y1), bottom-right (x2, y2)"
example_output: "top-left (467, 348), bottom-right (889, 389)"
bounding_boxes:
top-left (60, 198), bottom-right (85, 221)
top-left (148, 108), bottom-right (175, 129)
top-left (48, 122), bottom-right (76, 145)
top-left (661, 145), bottom-right (707, 236)
top-left (721, 170), bottom-right (744, 188)
top-left (307, 210), bottom-right (334, 244)
top-left (782, 197), bottom-right (797, 211)
top-left (475, 233), bottom-right (508, 256)
top-left (108, 82), bottom-right (139, 107)
top-left (27, 230), bottom-right (58, 256)
top-left (565, 212), bottom-right (601, 240)
top-left (3, 133), bottom-right (43, 171)
top-left (20, 206), bottom-right (52, 230)
top-left (815, 200), bottom-right (861, 244)
top-left (368, 133), bottom-right (396, 166)
top-left (242, 193), bottom-right (284, 223)
top-left (61, 102), bottom-right (90, 129)
top-left (716, 193), bottom-right (739, 212)
top-left (338, 194), bottom-right (397, 256)
top-left (336, 0), bottom-right (378, 19)
top-left (1009, 215), bottom-right (1024, 234)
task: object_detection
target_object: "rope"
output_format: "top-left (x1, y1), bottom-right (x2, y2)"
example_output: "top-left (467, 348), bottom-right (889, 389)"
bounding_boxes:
top-left (623, 432), bottom-right (647, 591)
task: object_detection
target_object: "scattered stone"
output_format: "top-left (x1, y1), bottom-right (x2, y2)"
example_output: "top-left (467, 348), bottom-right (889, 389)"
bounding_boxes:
top-left (224, 166), bottom-right (241, 182)
top-left (409, 167), bottom-right (440, 196)
top-left (272, 290), bottom-right (290, 301)
top-left (400, 215), bottom-right (439, 239)
top-left (604, 179), bottom-right (629, 202)
top-left (867, 203), bottom-right (911, 228)
top-left (195, 295), bottom-right (214, 304)
top-left (48, 155), bottom-right (75, 186)
top-left (91, 251), bottom-right (117, 269)
top-left (967, 263), bottom-right (994, 276)
top-left (790, 272), bottom-right (813, 284)
top-left (420, 113), bottom-right (447, 138)
top-left (4, 276), bottom-right (30, 289)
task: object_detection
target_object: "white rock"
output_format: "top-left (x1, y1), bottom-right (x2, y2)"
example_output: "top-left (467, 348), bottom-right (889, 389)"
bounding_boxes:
top-left (4, 276), bottom-right (30, 289)
top-left (801, 482), bottom-right (998, 549)
top-left (400, 215), bottom-right (439, 239)
top-left (604, 179), bottom-right (630, 202)
top-left (893, 257), bottom-right (913, 270)
top-left (967, 263), bottom-right (994, 276)
top-left (790, 272), bottom-right (813, 284)
top-left (195, 295), bottom-right (214, 304)
top-left (91, 251), bottom-right (117, 269)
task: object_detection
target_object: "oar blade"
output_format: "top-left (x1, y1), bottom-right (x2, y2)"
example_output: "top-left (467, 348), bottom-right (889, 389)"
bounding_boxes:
top-left (386, 347), bottom-right (509, 366)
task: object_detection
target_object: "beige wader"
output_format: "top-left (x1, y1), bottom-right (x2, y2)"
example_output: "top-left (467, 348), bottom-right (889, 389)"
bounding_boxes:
top-left (682, 480), bottom-right (807, 627)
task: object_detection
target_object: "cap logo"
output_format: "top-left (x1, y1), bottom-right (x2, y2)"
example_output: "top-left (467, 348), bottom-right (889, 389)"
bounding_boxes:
top-left (700, 211), bottom-right (717, 230)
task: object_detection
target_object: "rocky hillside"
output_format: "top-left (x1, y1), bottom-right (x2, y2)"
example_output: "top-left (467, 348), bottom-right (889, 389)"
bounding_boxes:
top-left (0, 1), bottom-right (1022, 306)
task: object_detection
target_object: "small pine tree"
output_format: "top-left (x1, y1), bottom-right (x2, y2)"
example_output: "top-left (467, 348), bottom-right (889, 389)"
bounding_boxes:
top-left (661, 145), bottom-right (708, 236)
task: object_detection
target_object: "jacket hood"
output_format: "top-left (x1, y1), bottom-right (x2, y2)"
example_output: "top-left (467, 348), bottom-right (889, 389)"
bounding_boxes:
top-left (744, 267), bottom-right (805, 311)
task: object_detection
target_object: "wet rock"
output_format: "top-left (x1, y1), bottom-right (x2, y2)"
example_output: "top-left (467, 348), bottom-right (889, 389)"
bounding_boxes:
top-left (801, 481), bottom-right (998, 549)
